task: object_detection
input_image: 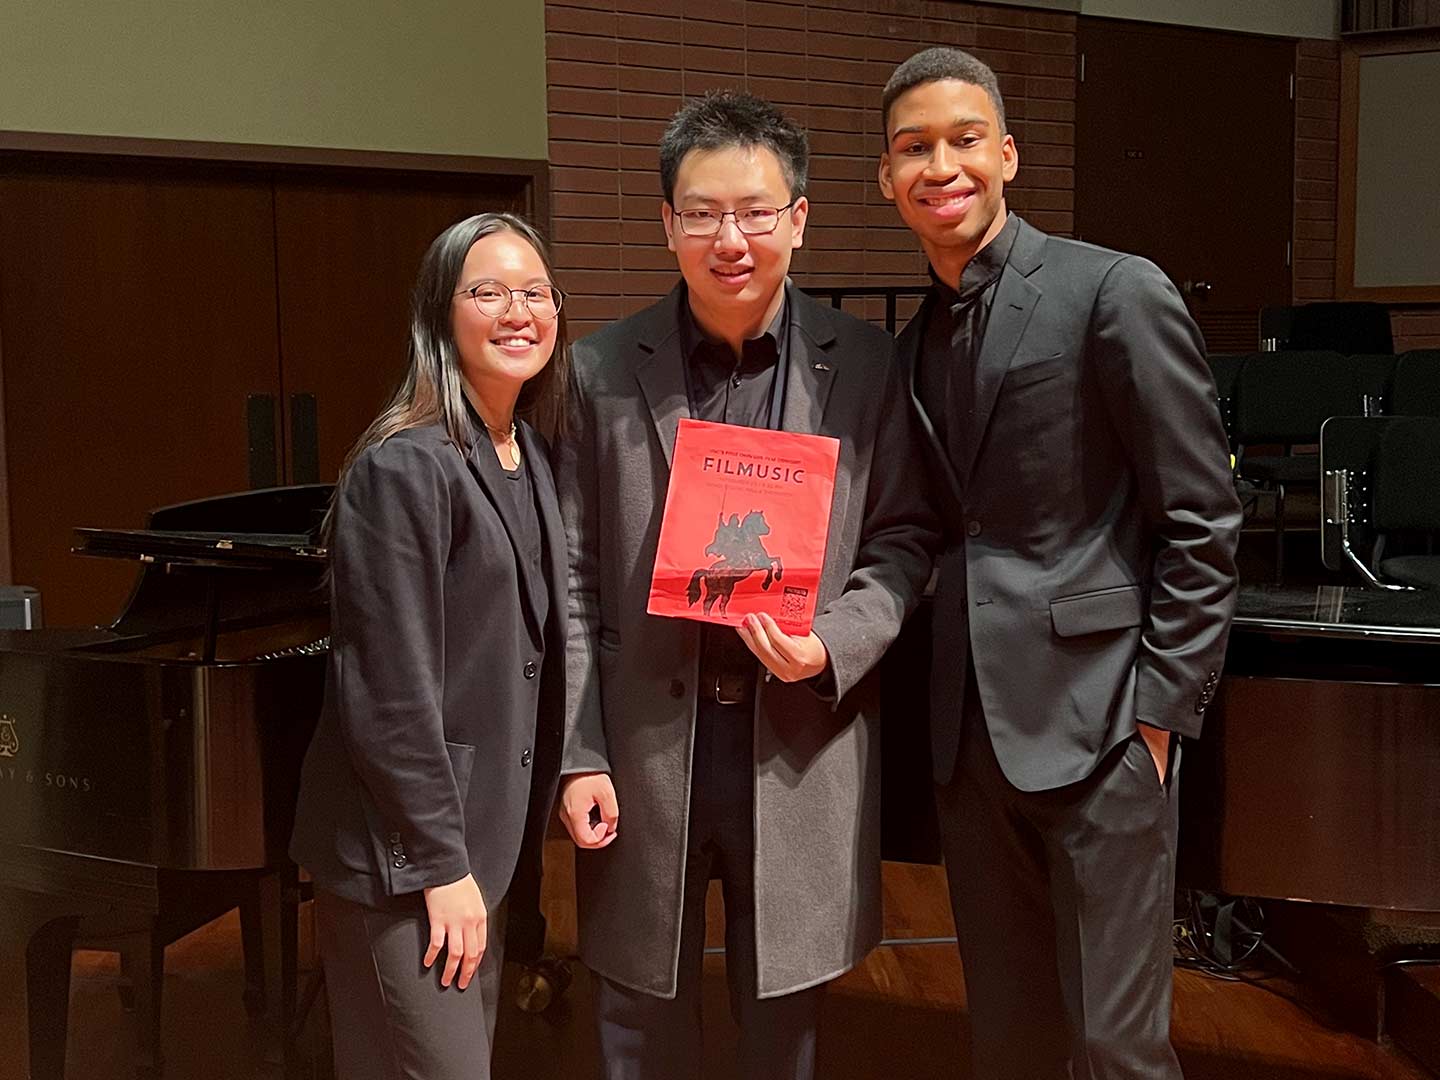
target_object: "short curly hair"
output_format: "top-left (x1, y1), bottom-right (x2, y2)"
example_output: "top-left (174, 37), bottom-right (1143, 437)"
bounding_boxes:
top-left (881, 48), bottom-right (1007, 142)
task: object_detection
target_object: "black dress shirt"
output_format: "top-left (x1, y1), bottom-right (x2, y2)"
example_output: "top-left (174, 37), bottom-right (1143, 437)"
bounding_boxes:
top-left (479, 447), bottom-right (549, 635)
top-left (918, 212), bottom-right (1021, 469)
top-left (680, 289), bottom-right (792, 700)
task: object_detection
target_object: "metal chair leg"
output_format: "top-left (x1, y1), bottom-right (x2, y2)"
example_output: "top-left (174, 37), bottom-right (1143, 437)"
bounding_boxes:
top-left (1274, 482), bottom-right (1287, 585)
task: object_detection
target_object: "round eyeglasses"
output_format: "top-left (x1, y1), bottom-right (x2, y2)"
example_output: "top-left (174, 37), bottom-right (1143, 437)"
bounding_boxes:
top-left (673, 201), bottom-right (797, 237)
top-left (456, 281), bottom-right (564, 320)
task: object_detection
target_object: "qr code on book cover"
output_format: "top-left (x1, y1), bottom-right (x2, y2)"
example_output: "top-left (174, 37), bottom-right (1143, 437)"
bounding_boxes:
top-left (781, 586), bottom-right (808, 620)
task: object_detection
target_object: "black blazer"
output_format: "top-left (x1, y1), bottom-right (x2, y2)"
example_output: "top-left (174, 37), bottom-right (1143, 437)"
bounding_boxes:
top-left (897, 217), bottom-right (1242, 791)
top-left (290, 420), bottom-right (566, 910)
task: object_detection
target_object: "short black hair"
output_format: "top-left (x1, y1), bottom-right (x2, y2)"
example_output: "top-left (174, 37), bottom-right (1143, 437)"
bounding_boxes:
top-left (658, 90), bottom-right (809, 205)
top-left (881, 48), bottom-right (1007, 141)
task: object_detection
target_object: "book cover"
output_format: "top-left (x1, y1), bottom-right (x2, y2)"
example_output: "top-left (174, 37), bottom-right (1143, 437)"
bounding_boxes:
top-left (648, 418), bottom-right (840, 636)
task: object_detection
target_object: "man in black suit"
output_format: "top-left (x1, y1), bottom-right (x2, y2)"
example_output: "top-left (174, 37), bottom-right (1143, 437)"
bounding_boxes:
top-left (878, 48), bottom-right (1242, 1078)
top-left (555, 92), bottom-right (936, 1079)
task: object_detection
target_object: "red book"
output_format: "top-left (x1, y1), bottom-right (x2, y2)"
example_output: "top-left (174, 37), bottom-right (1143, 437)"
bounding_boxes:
top-left (648, 418), bottom-right (840, 636)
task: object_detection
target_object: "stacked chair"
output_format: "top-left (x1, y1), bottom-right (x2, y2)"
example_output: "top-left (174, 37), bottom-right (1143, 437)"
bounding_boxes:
top-left (1229, 350), bottom-right (1360, 584)
top-left (1208, 347), bottom-right (1440, 589)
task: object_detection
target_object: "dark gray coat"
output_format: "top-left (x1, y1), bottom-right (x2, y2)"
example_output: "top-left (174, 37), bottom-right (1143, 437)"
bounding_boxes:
top-left (291, 421), bottom-right (566, 911)
top-left (897, 217), bottom-right (1242, 790)
top-left (555, 284), bottom-right (937, 998)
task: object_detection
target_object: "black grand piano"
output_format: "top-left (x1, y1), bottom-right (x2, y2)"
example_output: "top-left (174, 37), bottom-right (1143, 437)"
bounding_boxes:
top-left (1181, 584), bottom-right (1440, 912)
top-left (0, 485), bottom-right (331, 1079)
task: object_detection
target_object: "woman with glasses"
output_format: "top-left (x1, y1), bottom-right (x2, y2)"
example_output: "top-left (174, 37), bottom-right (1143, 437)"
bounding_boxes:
top-left (290, 212), bottom-right (569, 1080)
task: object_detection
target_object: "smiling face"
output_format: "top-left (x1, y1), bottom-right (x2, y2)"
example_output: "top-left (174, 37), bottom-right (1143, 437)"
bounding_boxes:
top-left (661, 143), bottom-right (808, 339)
top-left (451, 230), bottom-right (558, 400)
top-left (879, 78), bottom-right (1018, 281)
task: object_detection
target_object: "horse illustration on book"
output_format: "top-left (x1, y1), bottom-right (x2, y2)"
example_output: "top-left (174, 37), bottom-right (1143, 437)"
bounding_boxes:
top-left (687, 509), bottom-right (784, 616)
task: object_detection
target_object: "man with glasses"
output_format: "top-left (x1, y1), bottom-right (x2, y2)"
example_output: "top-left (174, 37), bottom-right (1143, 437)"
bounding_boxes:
top-left (553, 91), bottom-right (936, 1079)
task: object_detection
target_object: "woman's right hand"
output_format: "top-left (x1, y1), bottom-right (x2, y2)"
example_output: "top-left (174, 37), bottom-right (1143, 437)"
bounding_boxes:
top-left (560, 772), bottom-right (620, 850)
top-left (422, 873), bottom-right (487, 989)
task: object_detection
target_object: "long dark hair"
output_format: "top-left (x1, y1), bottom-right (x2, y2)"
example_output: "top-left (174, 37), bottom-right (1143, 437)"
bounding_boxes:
top-left (324, 212), bottom-right (570, 541)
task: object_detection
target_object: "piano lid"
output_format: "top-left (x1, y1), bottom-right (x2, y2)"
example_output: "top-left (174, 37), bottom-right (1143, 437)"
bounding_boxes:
top-left (74, 527), bottom-right (324, 568)
top-left (1235, 584), bottom-right (1440, 643)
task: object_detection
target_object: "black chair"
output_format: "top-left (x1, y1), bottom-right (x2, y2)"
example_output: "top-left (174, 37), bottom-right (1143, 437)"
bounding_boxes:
top-left (1390, 349), bottom-right (1440, 417)
top-left (1232, 350), bottom-right (1362, 583)
top-left (1349, 353), bottom-right (1398, 415)
top-left (1259, 302), bottom-right (1393, 355)
top-left (1205, 352), bottom-right (1250, 447)
top-left (1371, 417), bottom-right (1440, 590)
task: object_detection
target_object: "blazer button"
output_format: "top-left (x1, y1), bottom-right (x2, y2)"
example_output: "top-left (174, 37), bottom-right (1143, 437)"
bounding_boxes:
top-left (520, 747), bottom-right (533, 767)
top-left (523, 660), bottom-right (537, 679)
top-left (669, 679), bottom-right (685, 698)
top-left (966, 520), bottom-right (982, 537)
top-left (393, 855), bottom-right (407, 869)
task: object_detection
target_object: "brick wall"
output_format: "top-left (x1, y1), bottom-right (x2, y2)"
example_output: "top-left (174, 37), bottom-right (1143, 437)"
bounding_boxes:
top-left (545, 0), bottom-right (1076, 337)
top-left (1293, 39), bottom-right (1340, 306)
top-left (545, 4), bottom-right (1437, 349)
top-left (1292, 37), bottom-right (1440, 351)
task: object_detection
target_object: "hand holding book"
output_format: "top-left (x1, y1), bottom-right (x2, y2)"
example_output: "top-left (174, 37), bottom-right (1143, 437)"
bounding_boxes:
top-left (736, 612), bottom-right (828, 683)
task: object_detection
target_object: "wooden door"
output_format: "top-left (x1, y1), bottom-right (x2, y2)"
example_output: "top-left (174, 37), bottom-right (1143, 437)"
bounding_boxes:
top-left (1075, 19), bottom-right (1295, 352)
top-left (0, 166), bottom-right (282, 627)
top-left (272, 175), bottom-right (529, 482)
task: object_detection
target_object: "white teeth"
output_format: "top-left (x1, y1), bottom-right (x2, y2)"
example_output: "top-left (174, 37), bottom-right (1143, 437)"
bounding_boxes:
top-left (922, 193), bottom-right (973, 205)
top-left (494, 338), bottom-right (533, 346)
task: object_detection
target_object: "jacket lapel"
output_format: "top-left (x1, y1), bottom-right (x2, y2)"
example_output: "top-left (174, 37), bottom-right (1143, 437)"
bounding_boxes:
top-left (899, 292), bottom-right (963, 504)
top-left (634, 285), bottom-right (690, 468)
top-left (781, 285), bottom-right (838, 434)
top-left (962, 218), bottom-right (1046, 482)
top-left (523, 422), bottom-right (568, 650)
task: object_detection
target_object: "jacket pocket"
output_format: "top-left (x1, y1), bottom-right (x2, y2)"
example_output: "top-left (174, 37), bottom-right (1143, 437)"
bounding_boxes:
top-left (1049, 584), bottom-right (1143, 638)
top-left (444, 740), bottom-right (476, 807)
top-left (1004, 353), bottom-right (1067, 389)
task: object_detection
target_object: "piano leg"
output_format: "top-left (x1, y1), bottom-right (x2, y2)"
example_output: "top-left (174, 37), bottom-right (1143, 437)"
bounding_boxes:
top-left (239, 886), bottom-right (267, 1018)
top-left (24, 915), bottom-right (78, 1080)
top-left (119, 934), bottom-right (166, 1079)
top-left (280, 863), bottom-right (303, 1080)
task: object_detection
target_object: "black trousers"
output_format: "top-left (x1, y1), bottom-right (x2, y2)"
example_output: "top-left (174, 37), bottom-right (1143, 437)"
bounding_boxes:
top-left (315, 888), bottom-right (507, 1080)
top-left (936, 686), bottom-right (1183, 1080)
top-left (593, 698), bottom-right (822, 1080)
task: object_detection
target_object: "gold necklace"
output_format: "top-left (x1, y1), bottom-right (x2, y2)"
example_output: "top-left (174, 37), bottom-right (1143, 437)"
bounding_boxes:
top-left (481, 418), bottom-right (521, 468)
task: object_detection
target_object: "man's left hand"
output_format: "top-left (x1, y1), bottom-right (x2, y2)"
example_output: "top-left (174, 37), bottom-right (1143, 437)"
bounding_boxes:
top-left (1136, 721), bottom-right (1171, 785)
top-left (736, 613), bottom-right (829, 683)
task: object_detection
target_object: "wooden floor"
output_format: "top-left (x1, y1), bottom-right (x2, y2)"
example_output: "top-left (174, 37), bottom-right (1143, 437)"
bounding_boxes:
top-left (2, 844), bottom-right (1431, 1079)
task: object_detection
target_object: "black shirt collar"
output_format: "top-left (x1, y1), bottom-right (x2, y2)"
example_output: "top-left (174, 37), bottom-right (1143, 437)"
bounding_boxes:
top-left (680, 283), bottom-right (789, 373)
top-left (929, 211), bottom-right (1021, 309)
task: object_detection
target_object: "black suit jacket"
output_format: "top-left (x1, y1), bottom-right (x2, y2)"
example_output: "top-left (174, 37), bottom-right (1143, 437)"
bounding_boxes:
top-left (897, 217), bottom-right (1242, 790)
top-left (290, 420), bottom-right (566, 910)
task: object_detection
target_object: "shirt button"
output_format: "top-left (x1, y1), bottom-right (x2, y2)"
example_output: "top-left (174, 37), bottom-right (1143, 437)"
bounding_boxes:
top-left (523, 661), bottom-right (537, 679)
top-left (731, 373), bottom-right (742, 388)
top-left (520, 748), bottom-right (533, 767)
top-left (967, 520), bottom-right (982, 537)
top-left (669, 679), bottom-right (685, 699)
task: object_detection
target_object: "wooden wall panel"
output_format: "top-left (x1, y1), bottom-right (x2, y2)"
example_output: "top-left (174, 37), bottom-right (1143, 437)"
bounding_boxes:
top-left (273, 175), bottom-right (528, 482)
top-left (545, 0), bottom-right (1078, 336)
top-left (0, 167), bottom-right (282, 626)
